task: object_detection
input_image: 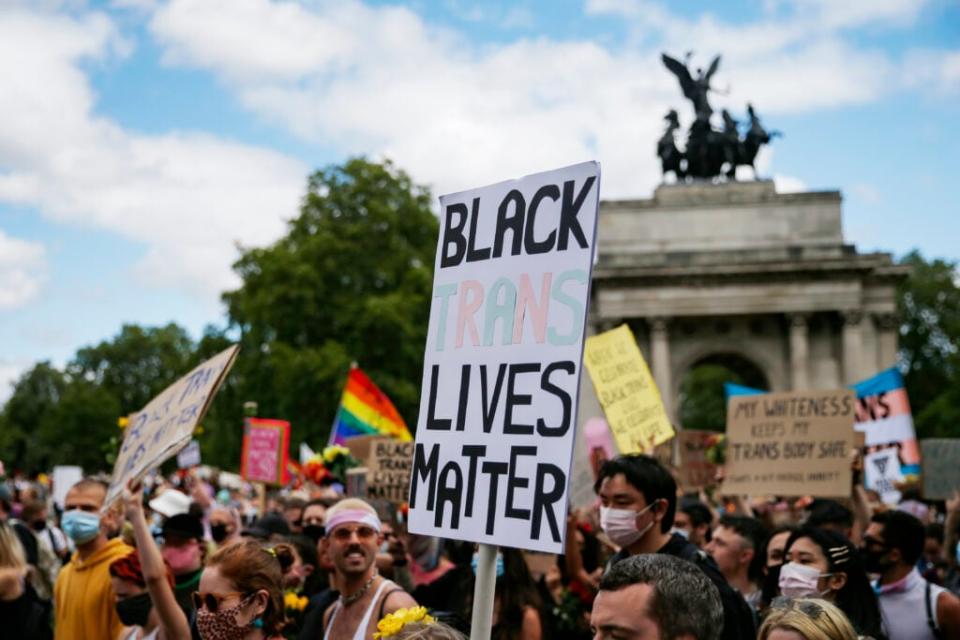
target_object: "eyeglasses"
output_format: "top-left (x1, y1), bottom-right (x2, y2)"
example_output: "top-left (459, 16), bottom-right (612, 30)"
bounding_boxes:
top-left (191, 591), bottom-right (247, 613)
top-left (331, 526), bottom-right (377, 542)
top-left (770, 596), bottom-right (823, 619)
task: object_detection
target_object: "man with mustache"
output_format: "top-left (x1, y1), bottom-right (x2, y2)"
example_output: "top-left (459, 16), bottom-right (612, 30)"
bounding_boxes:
top-left (318, 498), bottom-right (418, 640)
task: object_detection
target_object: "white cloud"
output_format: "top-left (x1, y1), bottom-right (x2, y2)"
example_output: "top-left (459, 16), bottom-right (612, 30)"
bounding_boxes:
top-left (0, 229), bottom-right (46, 310)
top-left (850, 183), bottom-right (883, 205)
top-left (0, 7), bottom-right (307, 296)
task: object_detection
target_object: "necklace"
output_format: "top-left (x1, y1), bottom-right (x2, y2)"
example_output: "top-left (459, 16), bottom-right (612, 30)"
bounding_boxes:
top-left (341, 572), bottom-right (378, 606)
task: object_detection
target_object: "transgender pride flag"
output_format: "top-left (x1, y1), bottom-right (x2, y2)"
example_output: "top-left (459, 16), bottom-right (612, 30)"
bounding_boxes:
top-left (852, 367), bottom-right (921, 478)
top-left (328, 367), bottom-right (413, 445)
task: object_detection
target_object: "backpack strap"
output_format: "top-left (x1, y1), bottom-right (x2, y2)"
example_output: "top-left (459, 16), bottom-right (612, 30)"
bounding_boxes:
top-left (926, 579), bottom-right (943, 639)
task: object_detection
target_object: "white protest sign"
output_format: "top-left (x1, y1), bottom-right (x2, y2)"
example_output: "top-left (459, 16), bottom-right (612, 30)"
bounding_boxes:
top-left (176, 439), bottom-right (202, 469)
top-left (105, 346), bottom-right (239, 506)
top-left (865, 448), bottom-right (903, 505)
top-left (407, 162), bottom-right (600, 554)
top-left (52, 465), bottom-right (84, 509)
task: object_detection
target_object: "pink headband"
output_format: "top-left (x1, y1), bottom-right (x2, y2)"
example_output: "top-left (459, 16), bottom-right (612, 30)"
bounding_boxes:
top-left (326, 509), bottom-right (382, 535)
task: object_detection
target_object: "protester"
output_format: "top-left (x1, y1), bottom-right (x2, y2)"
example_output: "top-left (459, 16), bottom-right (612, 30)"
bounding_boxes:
top-left (464, 546), bottom-right (542, 640)
top-left (778, 526), bottom-right (886, 639)
top-left (675, 499), bottom-right (714, 548)
top-left (244, 512), bottom-right (292, 543)
top-left (864, 510), bottom-right (960, 639)
top-left (593, 454), bottom-right (756, 640)
top-left (759, 597), bottom-right (859, 640)
top-left (54, 477), bottom-right (133, 639)
top-left (209, 506), bottom-right (243, 548)
top-left (301, 497), bottom-right (417, 640)
top-left (704, 514), bottom-right (766, 609)
top-left (20, 498), bottom-right (61, 601)
top-left (196, 538), bottom-right (295, 640)
top-left (162, 512), bottom-right (207, 621)
top-left (301, 499), bottom-right (333, 544)
top-left (373, 609), bottom-right (467, 640)
top-left (0, 518), bottom-right (52, 639)
top-left (111, 479), bottom-right (192, 640)
top-left (590, 553), bottom-right (722, 640)
top-left (282, 497), bottom-right (306, 535)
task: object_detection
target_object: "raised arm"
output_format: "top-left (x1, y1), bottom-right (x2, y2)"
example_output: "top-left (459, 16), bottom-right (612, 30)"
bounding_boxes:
top-left (123, 480), bottom-right (192, 640)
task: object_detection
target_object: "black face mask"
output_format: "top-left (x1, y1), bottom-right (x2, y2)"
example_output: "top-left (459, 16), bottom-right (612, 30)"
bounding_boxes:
top-left (31, 520), bottom-right (47, 532)
top-left (860, 546), bottom-right (892, 574)
top-left (303, 524), bottom-right (325, 543)
top-left (116, 592), bottom-right (153, 627)
top-left (210, 524), bottom-right (230, 544)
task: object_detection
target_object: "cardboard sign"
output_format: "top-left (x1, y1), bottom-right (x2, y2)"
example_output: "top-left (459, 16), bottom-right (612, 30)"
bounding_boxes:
top-left (366, 439), bottom-right (414, 504)
top-left (407, 162), bottom-right (600, 554)
top-left (241, 418), bottom-right (291, 486)
top-left (52, 465), bottom-right (83, 509)
top-left (722, 389), bottom-right (856, 497)
top-left (920, 439), bottom-right (960, 500)
top-left (176, 440), bottom-right (202, 469)
top-left (105, 346), bottom-right (239, 506)
top-left (675, 430), bottom-right (720, 491)
top-left (853, 368), bottom-right (920, 478)
top-left (865, 447), bottom-right (903, 504)
top-left (584, 324), bottom-right (674, 453)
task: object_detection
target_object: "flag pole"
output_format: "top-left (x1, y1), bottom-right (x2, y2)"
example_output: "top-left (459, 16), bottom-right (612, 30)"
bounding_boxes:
top-left (470, 544), bottom-right (498, 640)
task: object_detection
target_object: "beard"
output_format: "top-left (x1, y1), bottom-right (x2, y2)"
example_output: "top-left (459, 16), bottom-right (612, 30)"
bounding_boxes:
top-left (335, 543), bottom-right (374, 576)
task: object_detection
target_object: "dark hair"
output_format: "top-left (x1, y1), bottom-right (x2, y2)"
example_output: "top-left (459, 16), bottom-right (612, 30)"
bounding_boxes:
top-left (595, 455), bottom-right (677, 533)
top-left (304, 497), bottom-right (338, 512)
top-left (806, 500), bottom-right (853, 530)
top-left (496, 548), bottom-right (542, 640)
top-left (925, 522), bottom-right (945, 545)
top-left (20, 500), bottom-right (46, 522)
top-left (600, 554), bottom-right (722, 640)
top-left (718, 515), bottom-right (768, 582)
top-left (872, 510), bottom-right (925, 566)
top-left (680, 499), bottom-right (713, 541)
top-left (206, 539), bottom-right (295, 635)
top-left (783, 527), bottom-right (885, 639)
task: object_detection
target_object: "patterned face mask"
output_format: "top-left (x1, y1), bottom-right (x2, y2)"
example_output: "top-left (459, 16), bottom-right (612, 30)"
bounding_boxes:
top-left (196, 597), bottom-right (255, 640)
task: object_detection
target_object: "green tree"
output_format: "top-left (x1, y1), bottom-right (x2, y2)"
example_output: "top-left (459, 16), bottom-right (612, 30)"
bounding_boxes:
top-left (0, 363), bottom-right (67, 472)
top-left (897, 251), bottom-right (960, 438)
top-left (219, 157), bottom-right (438, 465)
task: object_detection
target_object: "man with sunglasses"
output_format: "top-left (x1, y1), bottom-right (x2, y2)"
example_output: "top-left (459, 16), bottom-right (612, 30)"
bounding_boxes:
top-left (314, 498), bottom-right (418, 640)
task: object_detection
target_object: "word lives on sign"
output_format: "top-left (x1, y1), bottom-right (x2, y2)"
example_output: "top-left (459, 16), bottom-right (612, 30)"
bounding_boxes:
top-left (722, 388), bottom-right (856, 497)
top-left (408, 162), bottom-right (600, 553)
top-left (106, 346), bottom-right (239, 506)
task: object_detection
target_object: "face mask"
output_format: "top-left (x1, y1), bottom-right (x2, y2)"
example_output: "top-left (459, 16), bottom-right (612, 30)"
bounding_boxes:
top-left (62, 510), bottom-right (101, 544)
top-left (600, 502), bottom-right (657, 548)
top-left (196, 598), bottom-right (255, 640)
top-left (671, 527), bottom-right (689, 540)
top-left (31, 520), bottom-right (47, 532)
top-left (116, 592), bottom-right (153, 627)
top-left (210, 524), bottom-right (230, 544)
top-left (303, 525), bottom-right (325, 544)
top-left (860, 547), bottom-right (891, 574)
top-left (162, 542), bottom-right (201, 575)
top-left (471, 551), bottom-right (505, 578)
top-left (779, 562), bottom-right (831, 598)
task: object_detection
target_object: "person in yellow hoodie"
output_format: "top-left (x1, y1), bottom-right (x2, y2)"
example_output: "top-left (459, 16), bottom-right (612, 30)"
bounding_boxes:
top-left (54, 478), bottom-right (132, 640)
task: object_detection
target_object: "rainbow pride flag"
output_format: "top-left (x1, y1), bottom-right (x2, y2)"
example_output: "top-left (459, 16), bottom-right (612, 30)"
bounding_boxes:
top-left (328, 368), bottom-right (412, 445)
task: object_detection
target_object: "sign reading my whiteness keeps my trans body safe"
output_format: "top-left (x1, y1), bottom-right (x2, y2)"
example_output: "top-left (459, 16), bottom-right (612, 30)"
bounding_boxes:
top-left (407, 162), bottom-right (600, 554)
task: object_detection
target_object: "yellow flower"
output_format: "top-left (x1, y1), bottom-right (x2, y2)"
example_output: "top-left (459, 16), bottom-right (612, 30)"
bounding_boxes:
top-left (373, 606), bottom-right (435, 638)
top-left (323, 444), bottom-right (350, 463)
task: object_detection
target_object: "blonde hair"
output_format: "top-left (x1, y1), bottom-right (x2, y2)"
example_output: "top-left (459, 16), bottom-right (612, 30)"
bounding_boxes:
top-left (0, 523), bottom-right (26, 571)
top-left (389, 621), bottom-right (467, 640)
top-left (759, 598), bottom-right (858, 640)
top-left (325, 498), bottom-right (377, 521)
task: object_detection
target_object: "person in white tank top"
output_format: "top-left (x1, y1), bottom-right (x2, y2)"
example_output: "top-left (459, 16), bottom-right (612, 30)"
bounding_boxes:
top-left (320, 499), bottom-right (418, 640)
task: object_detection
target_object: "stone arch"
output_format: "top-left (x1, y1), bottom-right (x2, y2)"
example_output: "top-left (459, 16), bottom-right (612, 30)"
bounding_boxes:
top-left (673, 347), bottom-right (774, 431)
top-left (671, 338), bottom-right (785, 404)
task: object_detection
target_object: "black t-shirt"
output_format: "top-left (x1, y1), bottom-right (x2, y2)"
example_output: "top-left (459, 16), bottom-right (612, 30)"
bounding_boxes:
top-left (609, 533), bottom-right (756, 640)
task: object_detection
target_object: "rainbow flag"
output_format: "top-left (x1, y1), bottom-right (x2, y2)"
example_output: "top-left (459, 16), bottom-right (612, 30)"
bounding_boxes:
top-left (328, 368), bottom-right (412, 445)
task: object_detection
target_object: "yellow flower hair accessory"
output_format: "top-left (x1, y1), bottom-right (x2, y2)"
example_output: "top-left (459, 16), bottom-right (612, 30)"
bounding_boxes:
top-left (373, 606), bottom-right (435, 638)
top-left (264, 547), bottom-right (277, 558)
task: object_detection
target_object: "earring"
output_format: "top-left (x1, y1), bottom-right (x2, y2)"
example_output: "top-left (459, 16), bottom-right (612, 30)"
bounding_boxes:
top-left (253, 618), bottom-right (263, 629)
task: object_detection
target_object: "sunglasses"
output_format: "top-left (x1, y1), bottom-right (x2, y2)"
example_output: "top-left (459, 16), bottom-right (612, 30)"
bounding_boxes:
top-left (191, 591), bottom-right (248, 613)
top-left (770, 596), bottom-right (823, 619)
top-left (331, 526), bottom-right (377, 542)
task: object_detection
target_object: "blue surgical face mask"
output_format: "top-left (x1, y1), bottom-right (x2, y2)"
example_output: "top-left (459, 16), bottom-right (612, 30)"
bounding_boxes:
top-left (62, 510), bottom-right (101, 544)
top-left (471, 551), bottom-right (505, 578)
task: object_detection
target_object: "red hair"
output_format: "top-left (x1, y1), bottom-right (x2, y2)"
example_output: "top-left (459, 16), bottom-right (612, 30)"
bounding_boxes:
top-left (207, 539), bottom-right (294, 635)
top-left (110, 551), bottom-right (175, 589)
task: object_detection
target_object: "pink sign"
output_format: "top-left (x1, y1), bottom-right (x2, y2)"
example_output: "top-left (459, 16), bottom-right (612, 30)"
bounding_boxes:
top-left (241, 418), bottom-right (290, 485)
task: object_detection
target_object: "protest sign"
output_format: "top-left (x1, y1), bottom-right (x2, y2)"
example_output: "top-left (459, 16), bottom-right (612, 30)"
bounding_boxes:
top-left (177, 440), bottom-right (202, 469)
top-left (722, 389), bottom-right (856, 497)
top-left (865, 448), bottom-right (903, 504)
top-left (407, 162), bottom-right (600, 554)
top-left (366, 438), bottom-right (413, 504)
top-left (241, 418), bottom-right (291, 486)
top-left (53, 465), bottom-right (83, 509)
top-left (584, 324), bottom-right (674, 453)
top-left (675, 430), bottom-right (720, 491)
top-left (853, 368), bottom-right (920, 478)
top-left (105, 346), bottom-right (239, 506)
top-left (920, 439), bottom-right (960, 500)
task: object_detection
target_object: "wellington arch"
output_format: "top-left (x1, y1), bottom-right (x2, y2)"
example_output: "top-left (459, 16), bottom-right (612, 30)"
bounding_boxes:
top-left (575, 180), bottom-right (909, 426)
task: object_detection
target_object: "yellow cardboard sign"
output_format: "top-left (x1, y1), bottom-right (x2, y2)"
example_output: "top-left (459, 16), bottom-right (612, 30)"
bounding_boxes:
top-left (584, 325), bottom-right (674, 453)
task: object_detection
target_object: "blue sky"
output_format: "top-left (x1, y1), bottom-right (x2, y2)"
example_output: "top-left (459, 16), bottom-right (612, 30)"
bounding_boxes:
top-left (1, 0), bottom-right (958, 401)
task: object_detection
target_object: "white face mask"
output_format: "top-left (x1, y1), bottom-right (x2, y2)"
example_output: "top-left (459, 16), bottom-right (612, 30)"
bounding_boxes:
top-left (779, 562), bottom-right (832, 598)
top-left (600, 501), bottom-right (658, 548)
top-left (671, 527), bottom-right (690, 540)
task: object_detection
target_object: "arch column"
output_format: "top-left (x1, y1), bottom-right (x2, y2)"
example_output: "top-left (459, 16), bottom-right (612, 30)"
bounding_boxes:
top-left (842, 311), bottom-right (864, 384)
top-left (875, 313), bottom-right (898, 370)
top-left (650, 316), bottom-right (673, 422)
top-left (789, 314), bottom-right (810, 390)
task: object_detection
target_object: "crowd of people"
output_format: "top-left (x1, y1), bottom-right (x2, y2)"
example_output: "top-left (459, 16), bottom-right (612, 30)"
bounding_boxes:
top-left (1, 451), bottom-right (959, 640)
